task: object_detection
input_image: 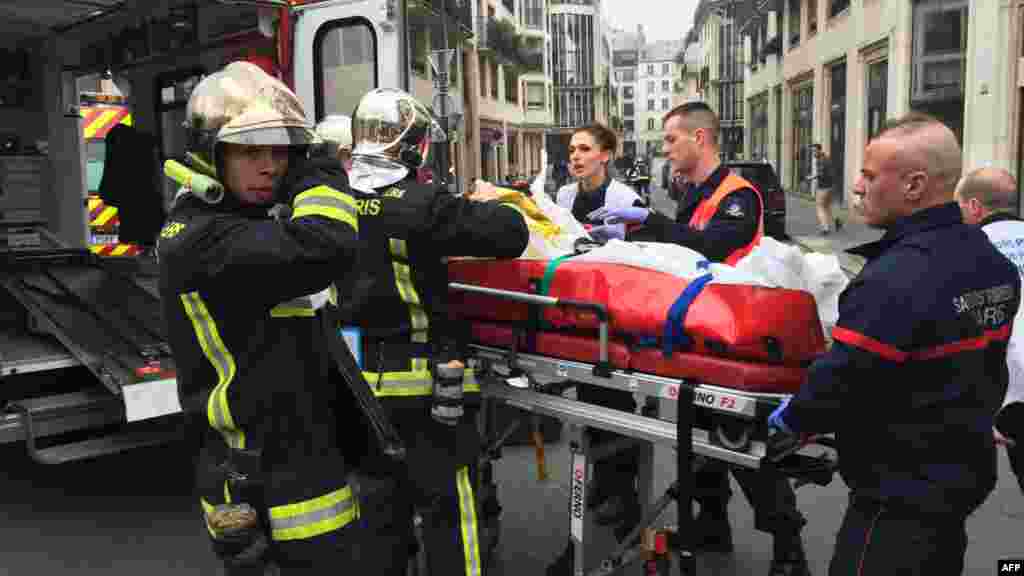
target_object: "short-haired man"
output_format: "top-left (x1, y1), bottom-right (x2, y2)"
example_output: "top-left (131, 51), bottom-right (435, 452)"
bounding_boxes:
top-left (770, 114), bottom-right (1020, 574)
top-left (590, 101), bottom-right (810, 575)
top-left (956, 166), bottom-right (1024, 493)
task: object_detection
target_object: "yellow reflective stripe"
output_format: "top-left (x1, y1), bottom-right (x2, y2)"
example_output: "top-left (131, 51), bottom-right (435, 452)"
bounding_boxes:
top-left (270, 296), bottom-right (316, 318)
top-left (364, 365), bottom-right (478, 397)
top-left (389, 238), bottom-right (408, 260)
top-left (364, 368), bottom-right (433, 397)
top-left (456, 467), bottom-right (482, 576)
top-left (180, 292), bottom-right (244, 450)
top-left (391, 262), bottom-right (422, 307)
top-left (268, 486), bottom-right (358, 541)
top-left (200, 499), bottom-right (217, 536)
top-left (84, 109), bottom-right (119, 139)
top-left (93, 206), bottom-right (118, 227)
top-left (292, 185), bottom-right (358, 231)
top-left (110, 244), bottom-right (132, 256)
top-left (463, 368), bottom-right (480, 393)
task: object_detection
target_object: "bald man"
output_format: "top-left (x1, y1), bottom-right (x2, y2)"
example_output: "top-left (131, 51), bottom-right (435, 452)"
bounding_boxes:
top-left (769, 113), bottom-right (1021, 575)
top-left (956, 167), bottom-right (1024, 493)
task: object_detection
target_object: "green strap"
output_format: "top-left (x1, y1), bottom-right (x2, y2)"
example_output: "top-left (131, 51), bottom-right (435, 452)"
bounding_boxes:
top-left (539, 254), bottom-right (576, 296)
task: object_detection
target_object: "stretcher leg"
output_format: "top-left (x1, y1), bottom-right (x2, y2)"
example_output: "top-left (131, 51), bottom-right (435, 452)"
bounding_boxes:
top-left (567, 423), bottom-right (593, 576)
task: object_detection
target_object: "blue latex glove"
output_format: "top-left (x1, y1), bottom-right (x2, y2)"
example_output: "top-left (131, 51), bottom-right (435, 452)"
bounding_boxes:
top-left (586, 205), bottom-right (650, 225)
top-left (768, 397), bottom-right (793, 435)
top-left (587, 224), bottom-right (625, 242)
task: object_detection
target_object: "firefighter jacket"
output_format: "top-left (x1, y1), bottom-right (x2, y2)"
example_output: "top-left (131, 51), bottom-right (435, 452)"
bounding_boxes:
top-left (784, 203), bottom-right (1020, 514)
top-left (335, 175), bottom-right (529, 484)
top-left (158, 161), bottom-right (361, 544)
top-left (637, 164), bottom-right (763, 264)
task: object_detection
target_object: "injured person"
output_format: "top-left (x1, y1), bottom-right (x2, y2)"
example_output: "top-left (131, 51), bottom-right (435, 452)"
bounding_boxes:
top-left (450, 160), bottom-right (847, 575)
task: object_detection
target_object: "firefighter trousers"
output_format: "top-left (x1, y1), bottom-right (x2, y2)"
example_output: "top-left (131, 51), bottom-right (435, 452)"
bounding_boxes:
top-left (411, 464), bottom-right (485, 576)
top-left (828, 493), bottom-right (970, 576)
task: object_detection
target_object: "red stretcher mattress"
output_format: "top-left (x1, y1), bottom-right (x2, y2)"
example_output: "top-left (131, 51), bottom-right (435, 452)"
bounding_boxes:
top-left (471, 323), bottom-right (806, 393)
top-left (449, 259), bottom-right (826, 367)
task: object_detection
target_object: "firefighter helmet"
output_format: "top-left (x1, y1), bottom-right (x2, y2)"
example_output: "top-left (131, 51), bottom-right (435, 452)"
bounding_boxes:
top-left (184, 61), bottom-right (315, 181)
top-left (351, 88), bottom-right (445, 170)
top-left (314, 114), bottom-right (353, 158)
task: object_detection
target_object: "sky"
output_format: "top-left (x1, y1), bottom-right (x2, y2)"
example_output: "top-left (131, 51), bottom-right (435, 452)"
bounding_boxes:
top-left (602, 0), bottom-right (699, 43)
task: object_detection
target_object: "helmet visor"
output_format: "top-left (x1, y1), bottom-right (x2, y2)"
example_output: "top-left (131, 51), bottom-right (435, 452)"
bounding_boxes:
top-left (352, 89), bottom-right (446, 160)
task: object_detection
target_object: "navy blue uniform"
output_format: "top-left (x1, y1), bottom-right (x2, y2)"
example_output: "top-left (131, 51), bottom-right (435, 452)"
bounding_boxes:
top-left (783, 203), bottom-right (1020, 575)
top-left (159, 160), bottom-right (366, 573)
top-left (638, 165), bottom-right (761, 262)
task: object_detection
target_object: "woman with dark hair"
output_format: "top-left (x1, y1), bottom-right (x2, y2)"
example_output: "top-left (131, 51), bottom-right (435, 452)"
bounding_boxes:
top-left (555, 123), bottom-right (643, 242)
top-left (547, 123), bottom-right (645, 576)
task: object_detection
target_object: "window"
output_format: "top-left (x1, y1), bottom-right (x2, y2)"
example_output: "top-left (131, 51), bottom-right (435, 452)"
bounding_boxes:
top-left (623, 102), bottom-right (635, 117)
top-left (623, 86), bottom-right (634, 99)
top-left (808, 0), bottom-right (818, 35)
top-left (624, 119), bottom-right (634, 132)
top-left (661, 98), bottom-right (669, 110)
top-left (789, 0), bottom-right (801, 49)
top-left (647, 80), bottom-right (655, 92)
top-left (526, 82), bottom-right (545, 109)
top-left (621, 69), bottom-right (636, 82)
top-left (866, 59), bottom-right (888, 140)
top-left (749, 93), bottom-right (769, 161)
top-left (647, 99), bottom-right (654, 111)
top-left (648, 118), bottom-right (655, 130)
top-left (524, 0), bottom-right (543, 29)
top-left (829, 0), bottom-right (850, 18)
top-left (491, 59), bottom-right (499, 99)
top-left (792, 83), bottom-right (814, 190)
top-left (911, 0), bottom-right (968, 140)
top-left (661, 80), bottom-right (669, 92)
top-left (479, 54), bottom-right (487, 97)
top-left (505, 68), bottom-right (519, 103)
top-left (317, 20), bottom-right (377, 121)
top-left (647, 64), bottom-right (654, 75)
top-left (662, 63), bottom-right (669, 75)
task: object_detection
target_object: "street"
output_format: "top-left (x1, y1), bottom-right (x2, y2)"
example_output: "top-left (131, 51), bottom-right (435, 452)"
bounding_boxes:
top-left (0, 186), bottom-right (1020, 575)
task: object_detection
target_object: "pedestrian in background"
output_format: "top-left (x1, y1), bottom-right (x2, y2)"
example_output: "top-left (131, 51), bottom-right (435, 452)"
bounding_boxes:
top-left (809, 143), bottom-right (842, 235)
top-left (955, 166), bottom-right (1024, 494)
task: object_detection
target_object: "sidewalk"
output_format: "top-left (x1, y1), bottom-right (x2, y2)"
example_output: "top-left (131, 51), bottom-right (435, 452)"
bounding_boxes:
top-left (785, 191), bottom-right (881, 276)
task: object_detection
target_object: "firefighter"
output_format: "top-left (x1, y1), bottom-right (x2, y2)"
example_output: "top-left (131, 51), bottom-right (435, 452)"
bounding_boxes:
top-left (158, 61), bottom-right (363, 574)
top-left (589, 101), bottom-right (811, 576)
top-left (770, 113), bottom-right (1020, 575)
top-left (333, 88), bottom-right (529, 576)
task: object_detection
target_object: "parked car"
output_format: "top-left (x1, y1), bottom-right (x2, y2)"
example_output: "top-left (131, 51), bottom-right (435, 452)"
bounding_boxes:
top-left (724, 160), bottom-right (787, 241)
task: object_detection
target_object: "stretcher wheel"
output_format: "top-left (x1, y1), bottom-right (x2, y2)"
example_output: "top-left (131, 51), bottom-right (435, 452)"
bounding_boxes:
top-left (714, 419), bottom-right (753, 453)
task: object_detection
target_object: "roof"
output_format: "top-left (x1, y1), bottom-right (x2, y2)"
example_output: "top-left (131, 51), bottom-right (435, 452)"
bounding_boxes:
top-left (639, 39), bottom-right (686, 63)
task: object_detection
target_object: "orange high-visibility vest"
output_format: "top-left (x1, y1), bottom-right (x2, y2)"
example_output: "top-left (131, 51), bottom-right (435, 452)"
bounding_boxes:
top-left (688, 171), bottom-right (764, 265)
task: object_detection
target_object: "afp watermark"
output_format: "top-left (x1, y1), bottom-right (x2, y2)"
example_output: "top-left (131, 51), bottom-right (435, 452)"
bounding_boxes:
top-left (999, 559), bottom-right (1024, 573)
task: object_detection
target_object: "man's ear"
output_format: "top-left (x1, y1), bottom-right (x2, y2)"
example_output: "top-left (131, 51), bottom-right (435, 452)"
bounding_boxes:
top-left (905, 171), bottom-right (926, 202)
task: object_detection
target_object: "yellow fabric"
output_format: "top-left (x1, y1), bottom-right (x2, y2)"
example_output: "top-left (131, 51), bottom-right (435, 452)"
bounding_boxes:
top-left (456, 466), bottom-right (483, 576)
top-left (268, 485), bottom-right (358, 541)
top-left (180, 292), bottom-right (244, 450)
top-left (493, 188), bottom-right (562, 239)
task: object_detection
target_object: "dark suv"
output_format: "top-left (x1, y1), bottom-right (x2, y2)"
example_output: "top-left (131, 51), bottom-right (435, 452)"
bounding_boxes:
top-left (725, 161), bottom-right (787, 240)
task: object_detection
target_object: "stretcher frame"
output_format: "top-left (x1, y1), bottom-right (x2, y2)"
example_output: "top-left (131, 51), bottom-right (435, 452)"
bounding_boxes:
top-left (452, 281), bottom-right (837, 576)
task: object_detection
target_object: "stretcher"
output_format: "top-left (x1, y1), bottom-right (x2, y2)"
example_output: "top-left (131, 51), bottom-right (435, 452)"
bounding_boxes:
top-left (449, 261), bottom-right (839, 576)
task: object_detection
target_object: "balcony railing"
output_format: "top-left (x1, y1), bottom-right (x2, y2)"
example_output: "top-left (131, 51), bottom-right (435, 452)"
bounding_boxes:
top-left (550, 0), bottom-right (592, 5)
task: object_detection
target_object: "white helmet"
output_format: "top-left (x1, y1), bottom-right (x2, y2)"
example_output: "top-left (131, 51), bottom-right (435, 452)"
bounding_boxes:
top-left (314, 115), bottom-right (353, 157)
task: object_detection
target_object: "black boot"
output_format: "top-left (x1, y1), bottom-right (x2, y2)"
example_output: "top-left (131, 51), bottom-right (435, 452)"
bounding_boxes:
top-left (768, 533), bottom-right (811, 576)
top-left (694, 505), bottom-right (734, 553)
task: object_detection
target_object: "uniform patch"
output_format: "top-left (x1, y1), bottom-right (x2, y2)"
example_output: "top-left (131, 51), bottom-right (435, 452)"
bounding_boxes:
top-left (724, 201), bottom-right (745, 218)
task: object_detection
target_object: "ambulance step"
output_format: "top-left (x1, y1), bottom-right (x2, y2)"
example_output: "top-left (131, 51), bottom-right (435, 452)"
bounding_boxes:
top-left (6, 394), bottom-right (180, 464)
top-left (24, 425), bottom-right (177, 465)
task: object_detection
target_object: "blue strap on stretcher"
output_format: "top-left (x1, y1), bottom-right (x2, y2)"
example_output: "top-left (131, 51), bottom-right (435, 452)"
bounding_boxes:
top-left (662, 263), bottom-right (713, 357)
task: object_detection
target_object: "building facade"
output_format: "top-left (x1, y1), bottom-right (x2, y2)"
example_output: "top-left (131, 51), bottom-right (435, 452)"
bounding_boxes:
top-left (637, 39), bottom-right (687, 158)
top-left (546, 0), bottom-right (604, 163)
top-left (470, 0), bottom-right (552, 182)
top-left (609, 25), bottom-right (643, 157)
top-left (742, 0), bottom-right (1024, 210)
